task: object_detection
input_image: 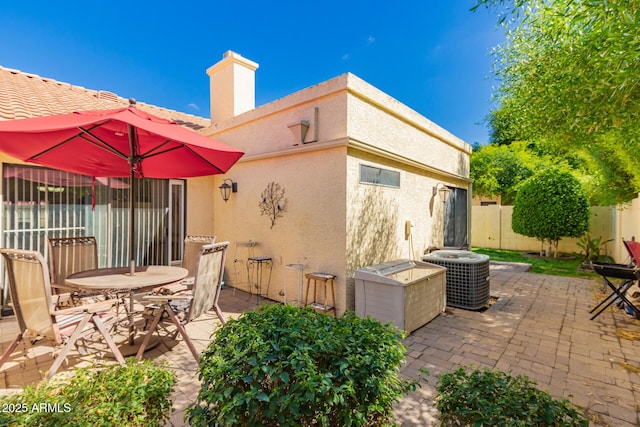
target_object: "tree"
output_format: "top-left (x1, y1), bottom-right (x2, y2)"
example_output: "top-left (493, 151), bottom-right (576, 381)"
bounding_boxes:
top-left (487, 108), bottom-right (520, 146)
top-left (474, 131), bottom-right (635, 205)
top-left (470, 141), bottom-right (536, 204)
top-left (475, 0), bottom-right (640, 204)
top-left (512, 168), bottom-right (590, 257)
top-left (470, 140), bottom-right (602, 205)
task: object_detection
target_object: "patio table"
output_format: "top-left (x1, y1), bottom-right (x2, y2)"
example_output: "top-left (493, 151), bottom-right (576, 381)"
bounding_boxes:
top-left (65, 266), bottom-right (188, 347)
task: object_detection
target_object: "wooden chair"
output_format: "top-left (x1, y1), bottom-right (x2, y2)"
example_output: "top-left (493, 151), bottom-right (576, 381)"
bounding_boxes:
top-left (0, 249), bottom-right (125, 379)
top-left (47, 236), bottom-right (101, 304)
top-left (136, 241), bottom-right (229, 361)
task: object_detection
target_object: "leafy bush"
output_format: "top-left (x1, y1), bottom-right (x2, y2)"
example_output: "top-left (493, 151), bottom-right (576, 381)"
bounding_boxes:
top-left (0, 359), bottom-right (175, 427)
top-left (187, 304), bottom-right (423, 426)
top-left (512, 168), bottom-right (590, 257)
top-left (435, 366), bottom-right (588, 426)
top-left (576, 233), bottom-right (613, 264)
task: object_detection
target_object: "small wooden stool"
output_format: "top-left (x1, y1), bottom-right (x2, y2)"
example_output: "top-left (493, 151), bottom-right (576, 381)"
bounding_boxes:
top-left (304, 272), bottom-right (336, 317)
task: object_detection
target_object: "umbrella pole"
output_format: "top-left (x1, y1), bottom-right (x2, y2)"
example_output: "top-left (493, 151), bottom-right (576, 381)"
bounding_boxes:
top-left (128, 124), bottom-right (137, 276)
top-left (129, 166), bottom-right (136, 275)
top-left (127, 124), bottom-right (137, 346)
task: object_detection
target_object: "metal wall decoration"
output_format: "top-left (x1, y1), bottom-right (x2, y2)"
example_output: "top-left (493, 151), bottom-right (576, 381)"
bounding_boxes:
top-left (259, 182), bottom-right (288, 229)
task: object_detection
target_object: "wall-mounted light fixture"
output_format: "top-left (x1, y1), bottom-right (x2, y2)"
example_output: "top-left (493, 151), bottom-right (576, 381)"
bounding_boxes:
top-left (433, 182), bottom-right (451, 203)
top-left (287, 120), bottom-right (310, 145)
top-left (287, 108), bottom-right (320, 145)
top-left (219, 178), bottom-right (237, 202)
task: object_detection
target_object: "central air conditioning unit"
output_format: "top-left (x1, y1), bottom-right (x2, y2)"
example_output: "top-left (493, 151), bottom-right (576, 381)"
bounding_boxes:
top-left (423, 250), bottom-right (490, 310)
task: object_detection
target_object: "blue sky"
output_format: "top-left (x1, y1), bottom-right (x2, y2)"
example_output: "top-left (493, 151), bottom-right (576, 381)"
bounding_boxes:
top-left (0, 1), bottom-right (503, 145)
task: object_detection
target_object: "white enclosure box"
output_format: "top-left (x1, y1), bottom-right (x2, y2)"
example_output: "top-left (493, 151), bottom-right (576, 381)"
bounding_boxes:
top-left (354, 259), bottom-right (446, 334)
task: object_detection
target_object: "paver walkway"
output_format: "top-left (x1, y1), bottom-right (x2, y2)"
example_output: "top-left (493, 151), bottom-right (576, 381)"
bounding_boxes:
top-left (395, 266), bottom-right (640, 426)
top-left (1, 266), bottom-right (639, 426)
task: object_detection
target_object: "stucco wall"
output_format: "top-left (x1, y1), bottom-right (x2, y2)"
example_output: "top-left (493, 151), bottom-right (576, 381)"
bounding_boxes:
top-left (344, 77), bottom-right (472, 264)
top-left (204, 79), bottom-right (351, 314)
top-left (343, 150), bottom-right (467, 305)
top-left (342, 75), bottom-right (473, 307)
top-left (346, 152), bottom-right (450, 261)
top-left (206, 78), bottom-right (349, 155)
top-left (186, 176), bottom-right (216, 236)
top-left (346, 74), bottom-right (471, 178)
top-left (615, 196), bottom-right (640, 262)
top-left (201, 72), bottom-right (473, 314)
top-left (212, 146), bottom-right (348, 313)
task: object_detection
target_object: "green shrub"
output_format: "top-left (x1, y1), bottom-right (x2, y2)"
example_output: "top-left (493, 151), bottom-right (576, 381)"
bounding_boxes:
top-left (0, 359), bottom-right (175, 427)
top-left (576, 233), bottom-right (613, 264)
top-left (512, 168), bottom-right (590, 257)
top-left (435, 366), bottom-right (588, 426)
top-left (187, 304), bottom-right (424, 426)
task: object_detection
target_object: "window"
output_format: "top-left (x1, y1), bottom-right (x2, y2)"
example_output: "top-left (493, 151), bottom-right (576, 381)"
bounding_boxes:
top-left (1, 164), bottom-right (180, 267)
top-left (359, 164), bottom-right (400, 188)
top-left (1, 164), bottom-right (186, 314)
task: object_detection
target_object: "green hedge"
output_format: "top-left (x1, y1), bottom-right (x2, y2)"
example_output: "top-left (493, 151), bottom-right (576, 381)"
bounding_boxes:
top-left (0, 360), bottom-right (175, 427)
top-left (187, 304), bottom-right (424, 426)
top-left (435, 366), bottom-right (588, 426)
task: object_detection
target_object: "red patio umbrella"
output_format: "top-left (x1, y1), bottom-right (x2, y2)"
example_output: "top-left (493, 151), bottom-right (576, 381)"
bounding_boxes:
top-left (0, 100), bottom-right (244, 272)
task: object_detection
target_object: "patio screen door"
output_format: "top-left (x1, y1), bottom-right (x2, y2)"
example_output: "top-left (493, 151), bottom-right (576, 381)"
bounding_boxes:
top-left (1, 164), bottom-right (185, 311)
top-left (443, 187), bottom-right (468, 248)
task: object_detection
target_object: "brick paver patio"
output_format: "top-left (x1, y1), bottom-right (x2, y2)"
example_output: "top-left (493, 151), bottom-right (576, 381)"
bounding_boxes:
top-left (395, 266), bottom-right (640, 426)
top-left (1, 265), bottom-right (639, 426)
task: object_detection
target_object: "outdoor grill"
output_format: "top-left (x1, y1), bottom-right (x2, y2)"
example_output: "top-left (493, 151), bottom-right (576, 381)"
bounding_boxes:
top-left (590, 261), bottom-right (640, 319)
top-left (354, 259), bottom-right (446, 334)
top-left (422, 250), bottom-right (490, 310)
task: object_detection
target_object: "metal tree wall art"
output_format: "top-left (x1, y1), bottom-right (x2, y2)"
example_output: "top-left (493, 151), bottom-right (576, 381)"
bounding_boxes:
top-left (259, 182), bottom-right (288, 229)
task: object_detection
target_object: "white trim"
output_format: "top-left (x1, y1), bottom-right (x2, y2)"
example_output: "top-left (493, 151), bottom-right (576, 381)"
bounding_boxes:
top-left (237, 136), bottom-right (471, 185)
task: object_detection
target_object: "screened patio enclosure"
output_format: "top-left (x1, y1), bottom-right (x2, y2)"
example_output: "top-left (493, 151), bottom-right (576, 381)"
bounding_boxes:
top-left (1, 164), bottom-right (185, 311)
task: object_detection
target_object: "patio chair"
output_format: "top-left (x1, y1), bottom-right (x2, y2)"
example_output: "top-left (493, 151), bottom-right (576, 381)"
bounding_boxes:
top-left (623, 239), bottom-right (640, 265)
top-left (182, 235), bottom-right (216, 283)
top-left (145, 235), bottom-right (217, 297)
top-left (136, 241), bottom-right (229, 362)
top-left (0, 248), bottom-right (125, 379)
top-left (47, 236), bottom-right (103, 305)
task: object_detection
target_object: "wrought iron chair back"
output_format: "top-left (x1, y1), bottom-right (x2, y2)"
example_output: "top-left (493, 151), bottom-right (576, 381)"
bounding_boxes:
top-left (47, 236), bottom-right (98, 288)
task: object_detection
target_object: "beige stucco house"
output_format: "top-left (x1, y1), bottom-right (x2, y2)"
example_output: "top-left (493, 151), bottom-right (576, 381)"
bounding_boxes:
top-left (200, 51), bottom-right (472, 314)
top-left (0, 52), bottom-right (472, 316)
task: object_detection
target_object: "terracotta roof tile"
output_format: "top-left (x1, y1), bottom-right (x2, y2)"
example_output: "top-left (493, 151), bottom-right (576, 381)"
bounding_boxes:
top-left (0, 66), bottom-right (210, 131)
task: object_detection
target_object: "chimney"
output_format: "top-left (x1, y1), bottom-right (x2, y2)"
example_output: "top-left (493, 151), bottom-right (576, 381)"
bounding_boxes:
top-left (206, 51), bottom-right (259, 122)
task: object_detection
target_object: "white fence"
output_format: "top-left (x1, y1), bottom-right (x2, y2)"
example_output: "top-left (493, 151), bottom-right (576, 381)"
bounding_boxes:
top-left (471, 205), bottom-right (617, 259)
